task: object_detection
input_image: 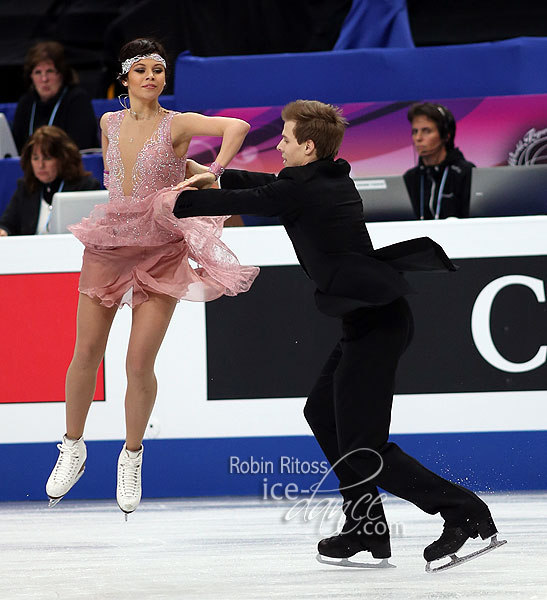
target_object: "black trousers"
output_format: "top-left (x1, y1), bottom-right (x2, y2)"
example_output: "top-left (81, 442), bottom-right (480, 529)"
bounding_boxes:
top-left (304, 297), bottom-right (489, 535)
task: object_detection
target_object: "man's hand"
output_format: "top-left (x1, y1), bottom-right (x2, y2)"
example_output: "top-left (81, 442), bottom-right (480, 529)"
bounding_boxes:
top-left (176, 186), bottom-right (198, 192)
top-left (185, 159), bottom-right (209, 177)
top-left (0, 229), bottom-right (8, 237)
top-left (174, 171), bottom-right (217, 191)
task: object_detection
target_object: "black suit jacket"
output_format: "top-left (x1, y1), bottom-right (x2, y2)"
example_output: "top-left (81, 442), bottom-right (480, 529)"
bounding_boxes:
top-left (174, 159), bottom-right (455, 316)
top-left (0, 175), bottom-right (101, 236)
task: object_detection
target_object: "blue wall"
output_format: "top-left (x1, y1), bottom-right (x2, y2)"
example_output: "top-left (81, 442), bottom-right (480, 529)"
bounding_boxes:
top-left (2, 431), bottom-right (545, 502)
top-left (174, 37), bottom-right (547, 110)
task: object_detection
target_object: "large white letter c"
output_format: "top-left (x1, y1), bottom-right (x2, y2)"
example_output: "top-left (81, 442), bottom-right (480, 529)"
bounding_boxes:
top-left (471, 275), bottom-right (546, 373)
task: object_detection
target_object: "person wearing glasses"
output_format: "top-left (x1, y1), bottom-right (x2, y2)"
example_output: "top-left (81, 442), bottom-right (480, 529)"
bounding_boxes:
top-left (11, 41), bottom-right (99, 152)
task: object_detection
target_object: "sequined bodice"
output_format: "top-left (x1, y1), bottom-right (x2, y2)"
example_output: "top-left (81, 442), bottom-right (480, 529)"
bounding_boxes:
top-left (105, 110), bottom-right (186, 200)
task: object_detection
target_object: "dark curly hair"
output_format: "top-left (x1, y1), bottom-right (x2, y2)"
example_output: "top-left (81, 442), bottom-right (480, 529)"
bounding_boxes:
top-left (20, 126), bottom-right (89, 193)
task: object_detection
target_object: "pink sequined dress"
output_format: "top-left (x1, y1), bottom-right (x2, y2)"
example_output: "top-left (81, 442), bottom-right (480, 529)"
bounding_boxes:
top-left (69, 110), bottom-right (259, 308)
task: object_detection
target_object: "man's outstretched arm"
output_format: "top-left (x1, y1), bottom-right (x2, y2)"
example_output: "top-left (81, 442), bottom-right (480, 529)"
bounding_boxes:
top-left (173, 179), bottom-right (295, 219)
top-left (221, 169), bottom-right (277, 190)
top-left (185, 160), bottom-right (277, 190)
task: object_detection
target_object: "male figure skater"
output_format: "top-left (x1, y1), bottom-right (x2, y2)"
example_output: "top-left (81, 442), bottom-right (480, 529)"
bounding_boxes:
top-left (174, 100), bottom-right (503, 570)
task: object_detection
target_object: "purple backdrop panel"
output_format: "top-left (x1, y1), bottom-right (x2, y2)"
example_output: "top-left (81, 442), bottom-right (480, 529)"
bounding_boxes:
top-left (187, 94), bottom-right (547, 177)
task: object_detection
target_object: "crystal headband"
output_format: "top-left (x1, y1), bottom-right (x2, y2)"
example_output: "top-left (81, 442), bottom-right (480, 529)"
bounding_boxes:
top-left (121, 54), bottom-right (166, 74)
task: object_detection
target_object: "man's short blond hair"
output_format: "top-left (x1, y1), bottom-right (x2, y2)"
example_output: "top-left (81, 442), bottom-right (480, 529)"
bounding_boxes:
top-left (281, 100), bottom-right (348, 160)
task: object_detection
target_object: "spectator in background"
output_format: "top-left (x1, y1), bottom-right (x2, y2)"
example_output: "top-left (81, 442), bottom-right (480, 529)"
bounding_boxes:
top-left (11, 41), bottom-right (99, 152)
top-left (403, 102), bottom-right (474, 219)
top-left (0, 126), bottom-right (100, 236)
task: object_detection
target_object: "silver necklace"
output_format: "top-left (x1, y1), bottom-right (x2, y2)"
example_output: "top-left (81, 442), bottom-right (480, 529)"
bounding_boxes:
top-left (127, 105), bottom-right (162, 143)
top-left (128, 105), bottom-right (162, 120)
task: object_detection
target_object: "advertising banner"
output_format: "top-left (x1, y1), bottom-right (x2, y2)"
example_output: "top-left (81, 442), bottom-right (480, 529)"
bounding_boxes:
top-left (0, 219), bottom-right (546, 499)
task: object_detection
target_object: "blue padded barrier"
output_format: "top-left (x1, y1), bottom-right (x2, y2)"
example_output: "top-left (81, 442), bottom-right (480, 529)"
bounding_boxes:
top-left (174, 37), bottom-right (547, 111)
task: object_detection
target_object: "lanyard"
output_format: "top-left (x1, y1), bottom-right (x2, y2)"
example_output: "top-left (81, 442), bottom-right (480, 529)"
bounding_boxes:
top-left (29, 87), bottom-right (68, 137)
top-left (419, 167), bottom-right (448, 220)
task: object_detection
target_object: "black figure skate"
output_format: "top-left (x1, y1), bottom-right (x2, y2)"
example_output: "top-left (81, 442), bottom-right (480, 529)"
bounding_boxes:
top-left (424, 513), bottom-right (507, 573)
top-left (316, 518), bottom-right (395, 569)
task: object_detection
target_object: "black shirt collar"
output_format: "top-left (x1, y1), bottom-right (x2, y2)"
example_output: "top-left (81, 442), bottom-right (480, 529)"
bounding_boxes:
top-left (42, 177), bottom-right (62, 205)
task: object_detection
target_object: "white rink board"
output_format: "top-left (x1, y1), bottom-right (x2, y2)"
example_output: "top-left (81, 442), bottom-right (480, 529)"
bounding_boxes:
top-left (1, 216), bottom-right (547, 445)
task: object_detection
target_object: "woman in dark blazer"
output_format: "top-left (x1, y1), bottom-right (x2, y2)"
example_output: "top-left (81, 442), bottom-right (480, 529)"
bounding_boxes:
top-left (0, 126), bottom-right (100, 236)
top-left (11, 41), bottom-right (99, 152)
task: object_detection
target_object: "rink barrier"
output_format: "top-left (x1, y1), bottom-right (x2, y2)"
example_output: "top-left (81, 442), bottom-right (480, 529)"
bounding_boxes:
top-left (1, 431), bottom-right (546, 502)
top-left (1, 220), bottom-right (546, 500)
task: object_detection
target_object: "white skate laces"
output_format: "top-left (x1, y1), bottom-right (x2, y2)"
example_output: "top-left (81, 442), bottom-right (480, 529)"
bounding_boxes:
top-left (46, 435), bottom-right (87, 507)
top-left (116, 444), bottom-right (143, 518)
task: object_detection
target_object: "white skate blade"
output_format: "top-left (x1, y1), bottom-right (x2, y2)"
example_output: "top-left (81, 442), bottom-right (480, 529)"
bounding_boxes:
top-left (316, 554), bottom-right (396, 569)
top-left (47, 466), bottom-right (85, 508)
top-left (425, 535), bottom-right (507, 573)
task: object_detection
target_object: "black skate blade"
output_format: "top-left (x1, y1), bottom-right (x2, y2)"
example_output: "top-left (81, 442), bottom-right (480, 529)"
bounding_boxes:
top-left (425, 535), bottom-right (507, 573)
top-left (118, 508), bottom-right (132, 522)
top-left (316, 554), bottom-right (396, 569)
top-left (117, 503), bottom-right (134, 521)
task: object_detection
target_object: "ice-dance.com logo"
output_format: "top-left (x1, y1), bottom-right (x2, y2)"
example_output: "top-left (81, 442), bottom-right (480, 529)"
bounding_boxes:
top-left (229, 448), bottom-right (404, 536)
top-left (281, 448), bottom-right (397, 536)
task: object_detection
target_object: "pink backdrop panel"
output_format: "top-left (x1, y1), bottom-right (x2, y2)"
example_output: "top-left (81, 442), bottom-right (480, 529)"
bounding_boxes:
top-left (186, 94), bottom-right (547, 177)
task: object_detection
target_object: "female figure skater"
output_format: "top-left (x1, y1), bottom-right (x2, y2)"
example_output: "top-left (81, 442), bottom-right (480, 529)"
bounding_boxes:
top-left (45, 38), bottom-right (257, 516)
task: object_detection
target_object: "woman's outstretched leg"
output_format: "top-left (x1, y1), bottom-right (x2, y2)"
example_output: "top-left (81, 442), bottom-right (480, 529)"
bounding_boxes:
top-left (47, 293), bottom-right (117, 505)
top-left (116, 292), bottom-right (177, 515)
top-left (65, 293), bottom-right (118, 438)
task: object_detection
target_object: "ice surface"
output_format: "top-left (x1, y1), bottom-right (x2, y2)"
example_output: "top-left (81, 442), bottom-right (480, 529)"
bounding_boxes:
top-left (0, 492), bottom-right (545, 600)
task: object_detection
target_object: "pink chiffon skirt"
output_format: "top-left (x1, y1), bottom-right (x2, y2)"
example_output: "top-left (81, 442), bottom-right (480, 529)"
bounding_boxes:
top-left (68, 187), bottom-right (259, 308)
